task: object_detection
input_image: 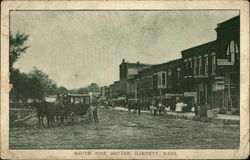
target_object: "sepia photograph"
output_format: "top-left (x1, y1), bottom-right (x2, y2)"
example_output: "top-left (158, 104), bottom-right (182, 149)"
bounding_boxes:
top-left (1, 0), bottom-right (249, 159)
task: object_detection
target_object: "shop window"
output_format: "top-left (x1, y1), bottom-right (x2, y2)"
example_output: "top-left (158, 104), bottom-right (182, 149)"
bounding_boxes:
top-left (198, 83), bottom-right (205, 105)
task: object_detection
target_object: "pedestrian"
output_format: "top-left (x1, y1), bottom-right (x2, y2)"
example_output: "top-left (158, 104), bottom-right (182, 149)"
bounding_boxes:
top-left (153, 102), bottom-right (158, 116)
top-left (137, 101), bottom-right (141, 115)
top-left (158, 103), bottom-right (165, 115)
top-left (93, 103), bottom-right (99, 123)
top-left (175, 100), bottom-right (183, 117)
top-left (194, 101), bottom-right (198, 117)
top-left (150, 103), bottom-right (154, 115)
top-left (165, 102), bottom-right (169, 115)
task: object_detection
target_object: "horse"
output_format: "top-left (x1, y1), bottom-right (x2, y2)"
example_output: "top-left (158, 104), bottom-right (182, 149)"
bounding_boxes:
top-left (35, 100), bottom-right (54, 127)
top-left (34, 100), bottom-right (46, 126)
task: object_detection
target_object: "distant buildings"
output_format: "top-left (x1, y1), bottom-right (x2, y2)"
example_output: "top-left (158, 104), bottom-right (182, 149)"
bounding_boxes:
top-left (103, 15), bottom-right (240, 115)
top-left (119, 59), bottom-right (152, 81)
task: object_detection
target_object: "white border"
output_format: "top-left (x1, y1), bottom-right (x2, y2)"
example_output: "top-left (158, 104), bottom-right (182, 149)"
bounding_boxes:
top-left (1, 0), bottom-right (249, 159)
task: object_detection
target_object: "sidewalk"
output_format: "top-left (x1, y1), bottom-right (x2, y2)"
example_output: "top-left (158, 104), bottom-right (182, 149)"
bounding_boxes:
top-left (113, 106), bottom-right (239, 121)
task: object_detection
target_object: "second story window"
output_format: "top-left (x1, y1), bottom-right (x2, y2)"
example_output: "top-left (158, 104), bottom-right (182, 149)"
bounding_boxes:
top-left (211, 53), bottom-right (216, 75)
top-left (177, 68), bottom-right (181, 79)
top-left (184, 59), bottom-right (188, 76)
top-left (204, 55), bottom-right (209, 76)
top-left (198, 57), bottom-right (202, 75)
top-left (162, 72), bottom-right (166, 86)
top-left (193, 57), bottom-right (197, 75)
top-left (189, 59), bottom-right (193, 76)
top-left (167, 69), bottom-right (172, 88)
top-left (226, 40), bottom-right (239, 64)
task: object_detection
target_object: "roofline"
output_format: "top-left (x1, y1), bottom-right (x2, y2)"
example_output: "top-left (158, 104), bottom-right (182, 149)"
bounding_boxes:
top-left (152, 58), bottom-right (182, 67)
top-left (181, 40), bottom-right (216, 54)
top-left (216, 15), bottom-right (240, 28)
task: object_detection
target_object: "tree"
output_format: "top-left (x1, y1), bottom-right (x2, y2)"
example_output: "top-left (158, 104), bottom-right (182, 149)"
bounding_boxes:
top-left (29, 67), bottom-right (57, 96)
top-left (57, 86), bottom-right (68, 95)
top-left (10, 69), bottom-right (31, 105)
top-left (9, 31), bottom-right (29, 70)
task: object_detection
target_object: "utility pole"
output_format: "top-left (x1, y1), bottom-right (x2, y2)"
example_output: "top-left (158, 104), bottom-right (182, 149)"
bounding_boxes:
top-left (135, 80), bottom-right (138, 99)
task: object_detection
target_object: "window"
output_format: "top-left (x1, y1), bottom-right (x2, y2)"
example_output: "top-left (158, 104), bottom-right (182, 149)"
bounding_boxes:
top-left (185, 59), bottom-right (188, 76)
top-left (177, 68), bottom-right (181, 79)
top-left (193, 57), bottom-right (197, 75)
top-left (235, 42), bottom-right (239, 63)
top-left (205, 55), bottom-right (209, 75)
top-left (189, 59), bottom-right (193, 76)
top-left (157, 72), bottom-right (166, 88)
top-left (226, 40), bottom-right (239, 63)
top-left (162, 72), bottom-right (166, 86)
top-left (157, 73), bottom-right (162, 86)
top-left (167, 69), bottom-right (172, 88)
top-left (198, 83), bottom-right (205, 105)
top-left (211, 54), bottom-right (216, 75)
top-left (198, 57), bottom-right (202, 75)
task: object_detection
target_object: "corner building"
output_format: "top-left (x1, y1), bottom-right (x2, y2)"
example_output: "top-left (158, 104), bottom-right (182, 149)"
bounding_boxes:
top-left (181, 15), bottom-right (240, 115)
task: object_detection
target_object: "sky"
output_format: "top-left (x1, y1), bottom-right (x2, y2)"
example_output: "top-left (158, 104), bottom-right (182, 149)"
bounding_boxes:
top-left (10, 10), bottom-right (239, 89)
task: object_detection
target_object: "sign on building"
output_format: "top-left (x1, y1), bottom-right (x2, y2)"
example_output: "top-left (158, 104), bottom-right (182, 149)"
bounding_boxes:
top-left (217, 59), bottom-right (234, 65)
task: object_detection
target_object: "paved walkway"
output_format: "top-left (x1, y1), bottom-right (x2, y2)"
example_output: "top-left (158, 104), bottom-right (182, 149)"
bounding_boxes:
top-left (113, 106), bottom-right (239, 121)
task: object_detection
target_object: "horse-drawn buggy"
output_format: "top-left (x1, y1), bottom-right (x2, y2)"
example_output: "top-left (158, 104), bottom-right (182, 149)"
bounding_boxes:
top-left (35, 93), bottom-right (93, 127)
top-left (127, 98), bottom-right (140, 114)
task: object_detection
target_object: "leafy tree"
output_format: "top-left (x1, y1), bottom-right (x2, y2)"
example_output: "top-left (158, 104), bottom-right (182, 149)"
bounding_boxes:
top-left (69, 89), bottom-right (78, 94)
top-left (9, 31), bottom-right (29, 70)
top-left (57, 86), bottom-right (68, 95)
top-left (28, 76), bottom-right (43, 100)
top-left (77, 87), bottom-right (88, 94)
top-left (29, 67), bottom-right (57, 96)
top-left (10, 69), bottom-right (31, 105)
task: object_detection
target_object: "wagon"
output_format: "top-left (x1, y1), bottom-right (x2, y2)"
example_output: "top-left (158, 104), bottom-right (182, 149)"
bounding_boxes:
top-left (65, 93), bottom-right (92, 117)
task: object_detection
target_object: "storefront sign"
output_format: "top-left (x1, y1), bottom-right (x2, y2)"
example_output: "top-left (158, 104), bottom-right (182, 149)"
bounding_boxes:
top-left (184, 92), bottom-right (197, 97)
top-left (217, 59), bottom-right (234, 65)
top-left (164, 94), bottom-right (184, 97)
top-left (214, 76), bottom-right (225, 85)
top-left (215, 76), bottom-right (224, 80)
top-left (215, 84), bottom-right (225, 90)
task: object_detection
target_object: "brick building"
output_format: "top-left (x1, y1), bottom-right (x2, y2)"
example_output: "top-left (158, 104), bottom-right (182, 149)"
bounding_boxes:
top-left (151, 59), bottom-right (184, 109)
top-left (181, 15), bottom-right (240, 115)
top-left (108, 15), bottom-right (240, 115)
top-left (181, 41), bottom-right (217, 113)
top-left (215, 15), bottom-right (240, 114)
top-left (100, 86), bottom-right (110, 98)
top-left (119, 59), bottom-right (152, 81)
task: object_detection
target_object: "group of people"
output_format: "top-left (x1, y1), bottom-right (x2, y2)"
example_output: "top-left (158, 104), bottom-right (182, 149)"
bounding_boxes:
top-left (124, 100), bottom-right (171, 116)
top-left (149, 102), bottom-right (170, 116)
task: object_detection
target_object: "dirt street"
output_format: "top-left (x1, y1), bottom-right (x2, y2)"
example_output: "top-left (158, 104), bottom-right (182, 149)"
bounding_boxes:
top-left (9, 108), bottom-right (239, 149)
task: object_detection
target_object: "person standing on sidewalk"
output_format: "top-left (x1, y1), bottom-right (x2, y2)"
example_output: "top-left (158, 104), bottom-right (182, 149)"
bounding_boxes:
top-left (153, 102), bottom-right (158, 116)
top-left (137, 100), bottom-right (141, 115)
top-left (93, 102), bottom-right (99, 123)
top-left (194, 101), bottom-right (198, 117)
